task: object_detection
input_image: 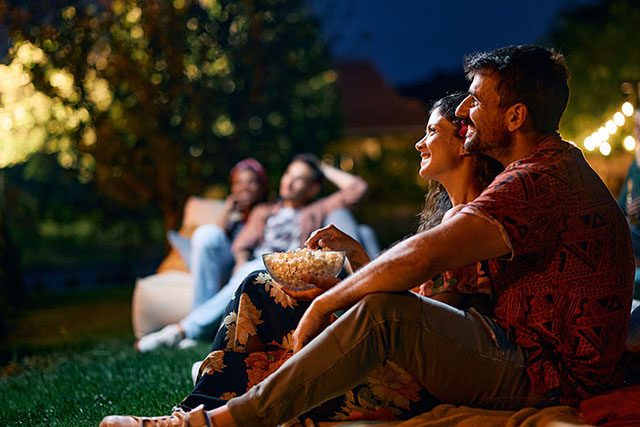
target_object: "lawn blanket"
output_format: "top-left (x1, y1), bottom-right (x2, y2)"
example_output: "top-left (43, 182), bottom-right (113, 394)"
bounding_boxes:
top-left (393, 404), bottom-right (585, 427)
top-left (315, 405), bottom-right (585, 426)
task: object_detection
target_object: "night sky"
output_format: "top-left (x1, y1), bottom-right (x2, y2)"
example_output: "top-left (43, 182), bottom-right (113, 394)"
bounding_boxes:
top-left (312, 0), bottom-right (595, 85)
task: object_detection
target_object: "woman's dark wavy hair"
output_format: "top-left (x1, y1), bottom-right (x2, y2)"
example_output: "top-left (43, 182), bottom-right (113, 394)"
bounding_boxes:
top-left (417, 92), bottom-right (503, 232)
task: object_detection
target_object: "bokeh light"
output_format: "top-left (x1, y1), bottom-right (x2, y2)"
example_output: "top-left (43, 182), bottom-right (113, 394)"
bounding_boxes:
top-left (622, 102), bottom-right (635, 117)
top-left (624, 135), bottom-right (637, 151)
top-left (599, 141), bottom-right (612, 156)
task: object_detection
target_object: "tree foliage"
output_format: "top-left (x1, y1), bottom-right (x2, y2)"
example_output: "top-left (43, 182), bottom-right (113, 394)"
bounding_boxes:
top-left (0, 0), bottom-right (340, 230)
top-left (547, 0), bottom-right (640, 147)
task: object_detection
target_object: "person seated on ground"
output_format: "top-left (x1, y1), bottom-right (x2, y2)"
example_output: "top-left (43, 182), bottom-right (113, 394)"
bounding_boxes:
top-left (100, 45), bottom-right (635, 427)
top-left (100, 91), bottom-right (504, 425)
top-left (136, 154), bottom-right (369, 352)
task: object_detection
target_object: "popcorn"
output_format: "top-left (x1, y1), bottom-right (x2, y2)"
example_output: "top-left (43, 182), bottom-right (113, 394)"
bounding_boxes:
top-left (262, 248), bottom-right (345, 290)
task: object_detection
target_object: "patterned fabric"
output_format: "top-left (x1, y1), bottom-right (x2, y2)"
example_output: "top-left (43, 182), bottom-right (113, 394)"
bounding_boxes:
top-left (418, 261), bottom-right (492, 297)
top-left (460, 136), bottom-right (635, 405)
top-left (252, 207), bottom-right (302, 256)
top-left (180, 271), bottom-right (438, 421)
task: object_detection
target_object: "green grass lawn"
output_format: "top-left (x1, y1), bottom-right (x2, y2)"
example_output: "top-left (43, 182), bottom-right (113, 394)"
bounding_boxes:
top-left (1, 287), bottom-right (210, 426)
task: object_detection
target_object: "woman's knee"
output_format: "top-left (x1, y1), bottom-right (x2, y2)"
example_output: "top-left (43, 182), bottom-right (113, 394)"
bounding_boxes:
top-left (191, 224), bottom-right (228, 250)
top-left (234, 270), bottom-right (267, 295)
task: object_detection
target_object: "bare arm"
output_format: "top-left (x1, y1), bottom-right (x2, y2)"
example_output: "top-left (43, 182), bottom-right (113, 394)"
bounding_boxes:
top-left (293, 212), bottom-right (510, 351)
top-left (312, 163), bottom-right (368, 213)
top-left (214, 195), bottom-right (238, 233)
top-left (320, 162), bottom-right (364, 190)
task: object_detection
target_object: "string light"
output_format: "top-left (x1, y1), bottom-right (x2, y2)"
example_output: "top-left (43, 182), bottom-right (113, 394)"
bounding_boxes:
top-left (597, 127), bottom-right (609, 141)
top-left (582, 102), bottom-right (637, 155)
top-left (599, 141), bottom-right (612, 156)
top-left (584, 135), bottom-right (598, 151)
top-left (624, 135), bottom-right (637, 151)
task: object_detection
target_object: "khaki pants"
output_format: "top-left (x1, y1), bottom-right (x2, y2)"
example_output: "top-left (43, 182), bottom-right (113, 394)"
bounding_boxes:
top-left (228, 292), bottom-right (541, 426)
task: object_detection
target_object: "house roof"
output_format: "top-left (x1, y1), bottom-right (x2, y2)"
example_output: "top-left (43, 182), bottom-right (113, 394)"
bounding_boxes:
top-left (336, 60), bottom-right (426, 133)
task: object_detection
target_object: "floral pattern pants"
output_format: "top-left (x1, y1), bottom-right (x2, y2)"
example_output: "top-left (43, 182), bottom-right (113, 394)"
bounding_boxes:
top-left (180, 270), bottom-right (438, 422)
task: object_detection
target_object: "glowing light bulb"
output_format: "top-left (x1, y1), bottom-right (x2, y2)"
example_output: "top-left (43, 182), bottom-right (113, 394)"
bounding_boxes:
top-left (599, 141), bottom-right (612, 156)
top-left (614, 112), bottom-right (626, 126)
top-left (606, 120), bottom-right (617, 134)
top-left (597, 127), bottom-right (609, 141)
top-left (624, 135), bottom-right (637, 151)
top-left (584, 136), bottom-right (597, 151)
top-left (622, 102), bottom-right (635, 117)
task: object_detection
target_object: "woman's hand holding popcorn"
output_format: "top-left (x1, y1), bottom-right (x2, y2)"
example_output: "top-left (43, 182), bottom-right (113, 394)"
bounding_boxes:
top-left (305, 225), bottom-right (370, 272)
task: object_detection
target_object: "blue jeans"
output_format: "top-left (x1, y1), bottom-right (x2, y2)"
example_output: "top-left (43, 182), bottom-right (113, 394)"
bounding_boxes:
top-left (227, 293), bottom-right (548, 426)
top-left (181, 257), bottom-right (264, 340)
top-left (189, 225), bottom-right (235, 308)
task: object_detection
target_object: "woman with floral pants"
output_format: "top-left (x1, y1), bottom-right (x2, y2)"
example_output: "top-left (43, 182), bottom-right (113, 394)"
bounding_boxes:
top-left (180, 270), bottom-right (438, 423)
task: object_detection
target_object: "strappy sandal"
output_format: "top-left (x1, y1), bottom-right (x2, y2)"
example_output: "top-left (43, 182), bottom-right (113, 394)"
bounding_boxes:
top-left (99, 404), bottom-right (212, 427)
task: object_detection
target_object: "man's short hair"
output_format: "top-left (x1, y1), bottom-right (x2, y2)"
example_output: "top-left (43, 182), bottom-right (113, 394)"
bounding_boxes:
top-left (463, 45), bottom-right (570, 134)
top-left (292, 153), bottom-right (324, 184)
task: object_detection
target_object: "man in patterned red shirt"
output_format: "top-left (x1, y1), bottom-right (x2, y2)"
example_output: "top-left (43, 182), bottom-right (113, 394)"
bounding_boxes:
top-left (454, 46), bottom-right (634, 404)
top-left (100, 45), bottom-right (635, 427)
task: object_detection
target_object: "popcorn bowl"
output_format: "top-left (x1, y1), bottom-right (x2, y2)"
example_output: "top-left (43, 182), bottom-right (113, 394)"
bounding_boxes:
top-left (262, 249), bottom-right (346, 291)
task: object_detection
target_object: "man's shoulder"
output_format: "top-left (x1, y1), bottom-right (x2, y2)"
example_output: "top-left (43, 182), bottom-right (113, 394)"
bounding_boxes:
top-left (501, 139), bottom-right (587, 181)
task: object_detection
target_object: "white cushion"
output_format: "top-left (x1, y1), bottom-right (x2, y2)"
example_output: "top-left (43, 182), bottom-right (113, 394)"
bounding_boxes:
top-left (131, 271), bottom-right (194, 338)
top-left (132, 196), bottom-right (225, 338)
top-left (182, 196), bottom-right (226, 230)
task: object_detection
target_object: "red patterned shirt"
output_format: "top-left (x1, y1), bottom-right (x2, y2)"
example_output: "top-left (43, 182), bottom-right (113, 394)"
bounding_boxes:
top-left (461, 136), bottom-right (634, 404)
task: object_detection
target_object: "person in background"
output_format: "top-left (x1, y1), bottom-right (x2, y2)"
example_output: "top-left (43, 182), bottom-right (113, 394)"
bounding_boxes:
top-left (136, 154), bottom-right (368, 352)
top-left (618, 114), bottom-right (640, 265)
top-left (139, 158), bottom-right (268, 351)
top-left (618, 113), bottom-right (640, 355)
top-left (180, 158), bottom-right (268, 308)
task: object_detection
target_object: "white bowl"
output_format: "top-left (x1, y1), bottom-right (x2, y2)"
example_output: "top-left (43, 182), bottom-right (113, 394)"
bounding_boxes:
top-left (262, 249), bottom-right (346, 290)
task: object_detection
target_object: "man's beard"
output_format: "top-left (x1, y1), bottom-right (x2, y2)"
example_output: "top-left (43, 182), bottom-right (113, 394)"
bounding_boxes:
top-left (464, 121), bottom-right (512, 161)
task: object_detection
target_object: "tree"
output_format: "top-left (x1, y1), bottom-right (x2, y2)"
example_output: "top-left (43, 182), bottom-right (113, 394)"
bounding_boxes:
top-left (0, 0), bottom-right (341, 232)
top-left (547, 0), bottom-right (640, 147)
top-left (0, 0), bottom-right (340, 347)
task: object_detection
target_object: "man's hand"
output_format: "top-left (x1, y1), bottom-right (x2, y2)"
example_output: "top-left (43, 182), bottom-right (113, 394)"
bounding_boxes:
top-left (306, 225), bottom-right (370, 271)
top-left (282, 274), bottom-right (340, 301)
top-left (293, 297), bottom-right (333, 352)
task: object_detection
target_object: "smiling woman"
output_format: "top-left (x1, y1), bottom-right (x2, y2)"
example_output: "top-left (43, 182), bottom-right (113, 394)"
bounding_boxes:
top-left (417, 92), bottom-right (502, 231)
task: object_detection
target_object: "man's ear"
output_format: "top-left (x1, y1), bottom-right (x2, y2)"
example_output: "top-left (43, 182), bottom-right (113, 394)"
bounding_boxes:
top-left (505, 103), bottom-right (527, 132)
